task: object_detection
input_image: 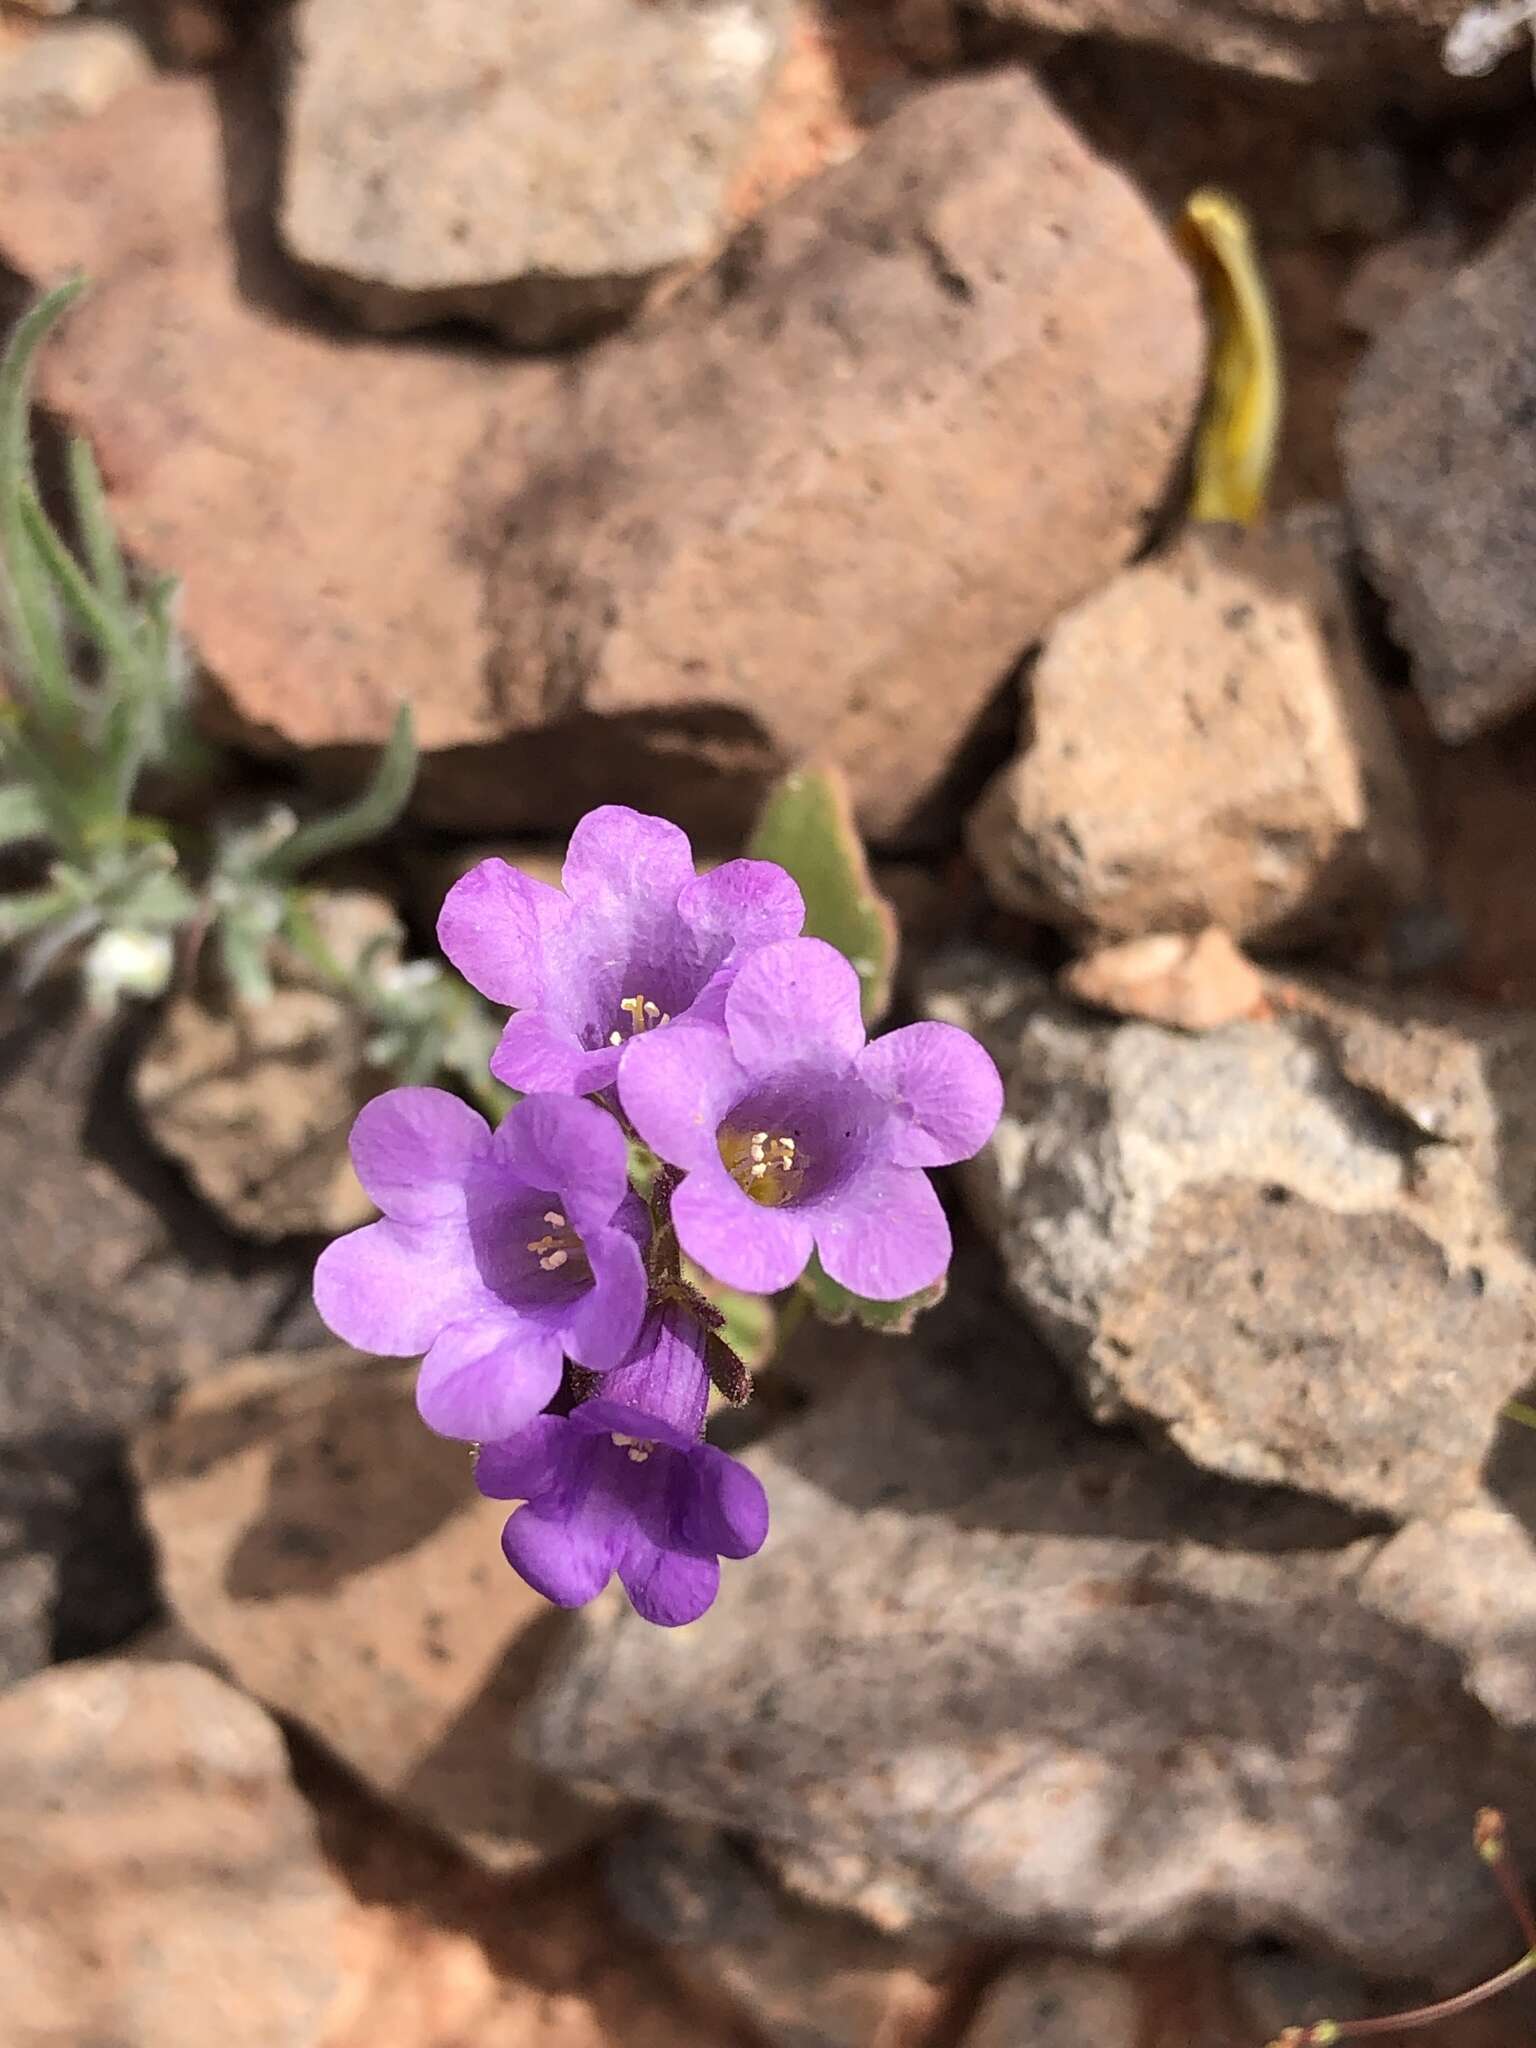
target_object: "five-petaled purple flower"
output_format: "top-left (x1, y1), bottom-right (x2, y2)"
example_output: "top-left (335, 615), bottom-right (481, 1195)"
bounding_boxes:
top-left (315, 804), bottom-right (1008, 1629)
top-left (618, 937), bottom-right (1002, 1300)
top-left (438, 804), bottom-right (805, 1097)
top-left (475, 1303), bottom-right (769, 1626)
top-left (314, 1087), bottom-right (647, 1443)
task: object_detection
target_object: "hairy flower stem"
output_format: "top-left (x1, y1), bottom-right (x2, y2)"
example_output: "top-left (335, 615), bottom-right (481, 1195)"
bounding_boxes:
top-left (1267, 1811), bottom-right (1536, 2047)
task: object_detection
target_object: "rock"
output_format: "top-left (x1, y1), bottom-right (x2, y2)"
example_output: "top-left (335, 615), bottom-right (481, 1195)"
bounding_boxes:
top-left (1395, 696), bottom-right (1536, 1006)
top-left (922, 951), bottom-right (1536, 1519)
top-left (479, 66), bottom-right (1203, 845)
top-left (1062, 928), bottom-right (1269, 1032)
top-left (607, 1815), bottom-right (958, 2048)
top-left (313, 1768), bottom-right (747, 2048)
top-left (0, 994), bottom-right (313, 1669)
top-left (0, 68), bottom-right (561, 779)
top-left (0, 1659), bottom-right (348, 2048)
top-left (964, 1956), bottom-right (1141, 2048)
top-left (280, 0), bottom-right (792, 345)
top-left (133, 889), bottom-right (401, 1241)
top-left (133, 1348), bottom-right (609, 1873)
top-left (968, 517), bottom-right (1427, 948)
top-left (0, 1539), bottom-right (54, 1690)
top-left (0, 18), bottom-right (151, 136)
top-left (969, 0), bottom-right (1494, 95)
top-left (514, 1276), bottom-right (1536, 1977)
top-left (1343, 192), bottom-right (1536, 742)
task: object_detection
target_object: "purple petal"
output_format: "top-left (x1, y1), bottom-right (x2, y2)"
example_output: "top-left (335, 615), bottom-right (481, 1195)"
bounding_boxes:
top-left (494, 1093), bottom-right (630, 1233)
top-left (814, 1164), bottom-right (951, 1301)
top-left (561, 1225), bottom-right (648, 1374)
top-left (595, 1304), bottom-right (711, 1434)
top-left (684, 1445), bottom-right (770, 1560)
top-left (572, 1395), bottom-right (697, 1454)
top-left (617, 1539), bottom-right (721, 1627)
top-left (857, 1023), bottom-right (1004, 1168)
top-left (725, 938), bottom-right (865, 1076)
top-left (618, 1025), bottom-right (748, 1171)
top-left (415, 1316), bottom-right (564, 1443)
top-left (347, 1088), bottom-right (488, 1223)
top-left (474, 1415), bottom-right (570, 1500)
top-left (502, 1499), bottom-right (623, 1608)
top-left (437, 858), bottom-right (570, 1008)
top-left (562, 805), bottom-right (695, 906)
top-left (673, 1163), bottom-right (815, 1294)
top-left (490, 1011), bottom-right (617, 1095)
top-left (314, 1217), bottom-right (488, 1354)
top-left (677, 859), bottom-right (804, 957)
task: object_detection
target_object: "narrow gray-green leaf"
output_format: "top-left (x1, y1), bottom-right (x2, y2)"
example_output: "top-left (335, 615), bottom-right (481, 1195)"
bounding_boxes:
top-left (0, 779), bottom-right (48, 848)
top-left (0, 281), bottom-right (85, 726)
top-left (259, 706), bottom-right (417, 879)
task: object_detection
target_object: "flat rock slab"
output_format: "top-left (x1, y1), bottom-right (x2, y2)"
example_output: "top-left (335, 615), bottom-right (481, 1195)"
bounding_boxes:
top-left (968, 516), bottom-right (1426, 947)
top-left (478, 65), bottom-right (1202, 844)
top-left (922, 951), bottom-right (1536, 1519)
top-left (133, 1349), bottom-right (609, 1872)
top-left (1344, 190), bottom-right (1536, 742)
top-left (281, 0), bottom-right (791, 343)
top-left (515, 1280), bottom-right (1536, 1977)
top-left (0, 1659), bottom-right (348, 2048)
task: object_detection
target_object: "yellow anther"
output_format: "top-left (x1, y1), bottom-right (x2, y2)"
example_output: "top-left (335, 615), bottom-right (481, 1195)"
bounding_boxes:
top-left (610, 1432), bottom-right (654, 1464)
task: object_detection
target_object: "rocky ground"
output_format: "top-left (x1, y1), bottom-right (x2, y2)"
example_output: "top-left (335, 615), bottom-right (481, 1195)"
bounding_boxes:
top-left (4, 1), bottom-right (1536, 2045)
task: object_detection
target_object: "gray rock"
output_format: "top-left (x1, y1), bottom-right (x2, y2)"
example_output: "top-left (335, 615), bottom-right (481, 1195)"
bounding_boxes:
top-left (607, 1815), bottom-right (956, 2048)
top-left (921, 952), bottom-right (1536, 1519)
top-left (1343, 191), bottom-right (1536, 741)
top-left (516, 1279), bottom-right (1536, 1978)
top-left (967, 516), bottom-right (1427, 948)
top-left (280, 0), bottom-right (791, 344)
top-left (0, 1660), bottom-right (348, 2048)
top-left (476, 65), bottom-right (1203, 846)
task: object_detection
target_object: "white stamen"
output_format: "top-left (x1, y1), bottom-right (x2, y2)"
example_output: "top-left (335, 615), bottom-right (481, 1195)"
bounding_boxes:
top-left (544, 1211), bottom-right (566, 1229)
top-left (539, 1249), bottom-right (569, 1271)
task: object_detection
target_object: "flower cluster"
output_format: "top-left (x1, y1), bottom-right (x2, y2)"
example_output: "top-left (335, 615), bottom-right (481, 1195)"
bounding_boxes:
top-left (315, 806), bottom-right (1002, 1626)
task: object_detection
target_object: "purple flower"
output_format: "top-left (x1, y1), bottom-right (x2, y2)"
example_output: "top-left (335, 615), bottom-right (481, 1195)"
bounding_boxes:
top-left (617, 937), bottom-right (1002, 1300)
top-left (475, 1303), bottom-right (769, 1626)
top-left (437, 805), bottom-right (804, 1097)
top-left (314, 1087), bottom-right (647, 1443)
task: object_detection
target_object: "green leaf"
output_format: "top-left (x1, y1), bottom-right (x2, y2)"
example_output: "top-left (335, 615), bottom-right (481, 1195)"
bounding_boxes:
top-left (0, 780), bottom-right (47, 848)
top-left (797, 1250), bottom-right (945, 1337)
top-left (747, 764), bottom-right (898, 1027)
top-left (0, 279), bottom-right (86, 729)
top-left (0, 882), bottom-right (76, 947)
top-left (258, 706), bottom-right (417, 879)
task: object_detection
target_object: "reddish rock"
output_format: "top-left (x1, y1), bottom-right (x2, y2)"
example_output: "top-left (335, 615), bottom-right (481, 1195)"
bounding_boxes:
top-left (0, 71), bottom-right (553, 768)
top-left (968, 515), bottom-right (1427, 947)
top-left (0, 1661), bottom-right (348, 2048)
top-left (1062, 928), bottom-right (1269, 1032)
top-left (480, 66), bottom-right (1203, 844)
top-left (133, 1350), bottom-right (609, 1874)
